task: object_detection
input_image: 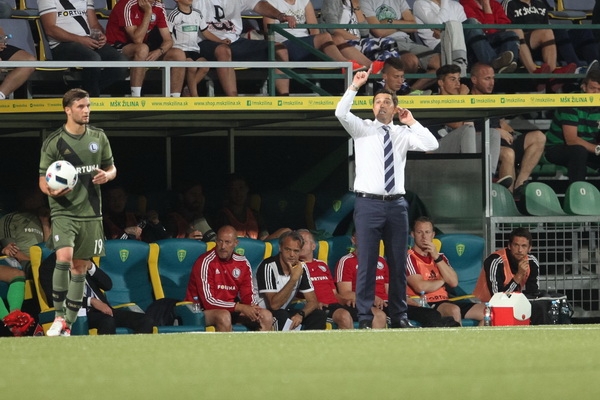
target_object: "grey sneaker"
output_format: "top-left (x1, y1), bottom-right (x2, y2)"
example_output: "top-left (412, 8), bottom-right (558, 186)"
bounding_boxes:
top-left (492, 51), bottom-right (514, 71)
top-left (586, 59), bottom-right (599, 77)
top-left (498, 61), bottom-right (518, 74)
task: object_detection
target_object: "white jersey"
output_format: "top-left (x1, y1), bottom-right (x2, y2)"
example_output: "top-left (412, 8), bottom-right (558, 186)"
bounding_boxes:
top-left (193, 0), bottom-right (260, 43)
top-left (168, 7), bottom-right (207, 52)
top-left (266, 0), bottom-right (310, 43)
top-left (38, 0), bottom-right (94, 49)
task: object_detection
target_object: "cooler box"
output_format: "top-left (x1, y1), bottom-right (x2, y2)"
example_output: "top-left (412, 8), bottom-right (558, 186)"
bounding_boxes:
top-left (489, 292), bottom-right (531, 326)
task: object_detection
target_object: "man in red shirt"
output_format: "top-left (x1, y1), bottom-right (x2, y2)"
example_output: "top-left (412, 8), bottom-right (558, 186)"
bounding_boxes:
top-left (297, 229), bottom-right (355, 329)
top-left (185, 225), bottom-right (272, 331)
top-left (407, 216), bottom-right (484, 325)
top-left (106, 0), bottom-right (186, 97)
top-left (335, 233), bottom-right (388, 329)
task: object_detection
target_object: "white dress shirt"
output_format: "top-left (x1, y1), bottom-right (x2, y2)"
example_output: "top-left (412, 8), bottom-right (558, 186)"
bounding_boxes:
top-left (335, 89), bottom-right (439, 195)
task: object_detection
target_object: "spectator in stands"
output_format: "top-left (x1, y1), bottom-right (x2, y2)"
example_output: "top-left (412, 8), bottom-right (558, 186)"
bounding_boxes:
top-left (460, 0), bottom-right (574, 77)
top-left (185, 225), bottom-right (273, 331)
top-left (0, 25), bottom-right (35, 100)
top-left (378, 57), bottom-right (413, 95)
top-left (544, 69), bottom-right (600, 184)
top-left (106, 0), bottom-right (186, 97)
top-left (39, 0), bottom-right (130, 98)
top-left (470, 62), bottom-right (545, 199)
top-left (192, 0), bottom-right (296, 96)
top-left (412, 0), bottom-right (469, 75)
top-left (334, 232), bottom-right (391, 329)
top-left (213, 174), bottom-right (291, 241)
top-left (319, 0), bottom-right (398, 73)
top-left (473, 227), bottom-right (548, 324)
top-left (0, 264), bottom-right (34, 336)
top-left (434, 64), bottom-right (504, 184)
top-left (167, 0), bottom-right (229, 97)
top-left (502, 0), bottom-right (596, 75)
top-left (361, 0), bottom-right (441, 91)
top-left (103, 185), bottom-right (168, 242)
top-left (166, 181), bottom-right (216, 242)
top-left (263, 0), bottom-right (369, 73)
top-left (297, 229), bottom-right (358, 329)
top-left (407, 216), bottom-right (484, 326)
top-left (256, 230), bottom-right (327, 330)
top-left (40, 252), bottom-right (154, 334)
top-left (0, 184), bottom-right (50, 275)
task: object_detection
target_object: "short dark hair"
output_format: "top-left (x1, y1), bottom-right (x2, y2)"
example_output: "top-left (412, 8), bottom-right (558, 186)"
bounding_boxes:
top-left (508, 227), bottom-right (532, 246)
top-left (62, 88), bottom-right (89, 108)
top-left (373, 88), bottom-right (398, 108)
top-left (583, 70), bottom-right (600, 86)
top-left (436, 64), bottom-right (462, 81)
top-left (412, 216), bottom-right (434, 231)
top-left (382, 57), bottom-right (405, 74)
top-left (279, 230), bottom-right (305, 248)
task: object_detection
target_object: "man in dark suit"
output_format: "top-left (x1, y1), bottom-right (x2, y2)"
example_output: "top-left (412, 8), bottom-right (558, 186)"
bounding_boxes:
top-left (40, 253), bottom-right (153, 334)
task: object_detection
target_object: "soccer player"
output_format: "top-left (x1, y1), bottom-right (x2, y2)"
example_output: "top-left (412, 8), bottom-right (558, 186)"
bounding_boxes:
top-left (38, 88), bottom-right (117, 336)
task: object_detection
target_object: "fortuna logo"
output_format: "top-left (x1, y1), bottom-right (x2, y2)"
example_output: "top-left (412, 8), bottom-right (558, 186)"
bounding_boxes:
top-left (456, 244), bottom-right (465, 256)
top-left (217, 284), bottom-right (236, 291)
top-left (177, 249), bottom-right (186, 262)
top-left (119, 249), bottom-right (129, 262)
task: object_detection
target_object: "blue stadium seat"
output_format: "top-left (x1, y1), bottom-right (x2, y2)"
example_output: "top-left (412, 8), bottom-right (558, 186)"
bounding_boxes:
top-left (234, 237), bottom-right (271, 274)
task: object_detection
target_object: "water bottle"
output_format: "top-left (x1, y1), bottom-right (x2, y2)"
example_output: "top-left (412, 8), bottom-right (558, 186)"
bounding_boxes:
top-left (548, 300), bottom-right (559, 324)
top-left (484, 302), bottom-right (492, 326)
top-left (418, 291), bottom-right (428, 308)
top-left (192, 296), bottom-right (201, 313)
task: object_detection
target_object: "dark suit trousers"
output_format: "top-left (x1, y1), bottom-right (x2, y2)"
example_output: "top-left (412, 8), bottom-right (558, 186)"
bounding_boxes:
top-left (354, 196), bottom-right (409, 323)
top-left (87, 308), bottom-right (154, 334)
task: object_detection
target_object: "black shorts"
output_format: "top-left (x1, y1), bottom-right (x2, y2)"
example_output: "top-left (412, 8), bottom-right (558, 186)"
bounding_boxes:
top-left (0, 44), bottom-right (22, 60)
top-left (283, 35), bottom-right (317, 61)
top-left (500, 130), bottom-right (529, 168)
top-left (323, 303), bottom-right (358, 322)
top-left (198, 37), bottom-right (268, 61)
top-left (184, 51), bottom-right (203, 61)
top-left (431, 301), bottom-right (475, 318)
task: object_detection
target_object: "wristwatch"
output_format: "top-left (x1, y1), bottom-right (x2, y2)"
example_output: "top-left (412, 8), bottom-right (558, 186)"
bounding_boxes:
top-left (297, 310), bottom-right (306, 319)
top-left (595, 144), bottom-right (600, 156)
top-left (387, 19), bottom-right (394, 24)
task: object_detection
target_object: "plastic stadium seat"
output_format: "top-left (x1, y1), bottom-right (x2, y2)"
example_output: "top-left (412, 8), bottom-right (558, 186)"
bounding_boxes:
top-left (99, 240), bottom-right (204, 333)
top-left (234, 237), bottom-right (272, 274)
top-left (564, 181), bottom-right (600, 215)
top-left (318, 235), bottom-right (352, 275)
top-left (491, 183), bottom-right (522, 216)
top-left (524, 182), bottom-right (567, 216)
top-left (438, 234), bottom-right (485, 326)
top-left (148, 239), bottom-right (208, 301)
top-left (310, 191), bottom-right (355, 237)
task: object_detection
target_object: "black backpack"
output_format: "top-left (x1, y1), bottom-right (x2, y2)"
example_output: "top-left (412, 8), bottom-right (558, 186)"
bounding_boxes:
top-left (145, 298), bottom-right (178, 326)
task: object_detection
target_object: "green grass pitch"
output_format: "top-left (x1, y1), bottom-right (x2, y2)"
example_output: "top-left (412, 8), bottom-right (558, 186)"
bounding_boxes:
top-left (2, 325), bottom-right (599, 400)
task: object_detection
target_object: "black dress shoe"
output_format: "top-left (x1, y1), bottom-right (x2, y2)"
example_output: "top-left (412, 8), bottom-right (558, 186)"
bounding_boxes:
top-left (391, 319), bottom-right (418, 328)
top-left (358, 320), bottom-right (372, 329)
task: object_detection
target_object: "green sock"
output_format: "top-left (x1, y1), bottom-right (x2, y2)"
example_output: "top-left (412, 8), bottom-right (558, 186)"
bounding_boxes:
top-left (52, 261), bottom-right (71, 317)
top-left (7, 276), bottom-right (25, 312)
top-left (65, 273), bottom-right (86, 326)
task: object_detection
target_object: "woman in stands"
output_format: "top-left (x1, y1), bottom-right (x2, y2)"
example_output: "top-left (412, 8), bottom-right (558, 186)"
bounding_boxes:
top-left (263, 0), bottom-right (370, 72)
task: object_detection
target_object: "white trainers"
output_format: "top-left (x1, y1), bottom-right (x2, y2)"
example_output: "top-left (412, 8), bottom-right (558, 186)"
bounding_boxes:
top-left (59, 328), bottom-right (71, 337)
top-left (47, 317), bottom-right (67, 337)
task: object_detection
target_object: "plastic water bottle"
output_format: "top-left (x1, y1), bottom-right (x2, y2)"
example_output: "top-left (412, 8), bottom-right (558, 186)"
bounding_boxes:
top-left (418, 291), bottom-right (428, 308)
top-left (484, 302), bottom-right (492, 326)
top-left (192, 296), bottom-right (201, 313)
top-left (548, 300), bottom-right (559, 324)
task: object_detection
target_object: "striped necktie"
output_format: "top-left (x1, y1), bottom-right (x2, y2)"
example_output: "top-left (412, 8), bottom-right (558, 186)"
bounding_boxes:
top-left (383, 125), bottom-right (395, 193)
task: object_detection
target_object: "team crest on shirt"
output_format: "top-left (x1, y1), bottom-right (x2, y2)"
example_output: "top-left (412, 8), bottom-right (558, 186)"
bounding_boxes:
top-left (232, 268), bottom-right (241, 278)
top-left (89, 142), bottom-right (99, 153)
top-left (377, 261), bottom-right (384, 270)
top-left (151, 13), bottom-right (156, 23)
top-left (319, 265), bottom-right (327, 273)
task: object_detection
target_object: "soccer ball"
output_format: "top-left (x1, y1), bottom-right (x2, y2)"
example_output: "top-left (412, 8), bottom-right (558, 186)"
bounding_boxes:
top-left (45, 161), bottom-right (78, 191)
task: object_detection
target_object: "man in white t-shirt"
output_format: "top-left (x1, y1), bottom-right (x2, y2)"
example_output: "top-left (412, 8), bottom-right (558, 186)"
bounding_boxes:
top-left (38, 0), bottom-right (129, 96)
top-left (193, 0), bottom-right (296, 96)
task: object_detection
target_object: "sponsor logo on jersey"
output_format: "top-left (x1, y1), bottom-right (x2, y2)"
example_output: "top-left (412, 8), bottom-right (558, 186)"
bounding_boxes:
top-left (217, 284), bottom-right (236, 291)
